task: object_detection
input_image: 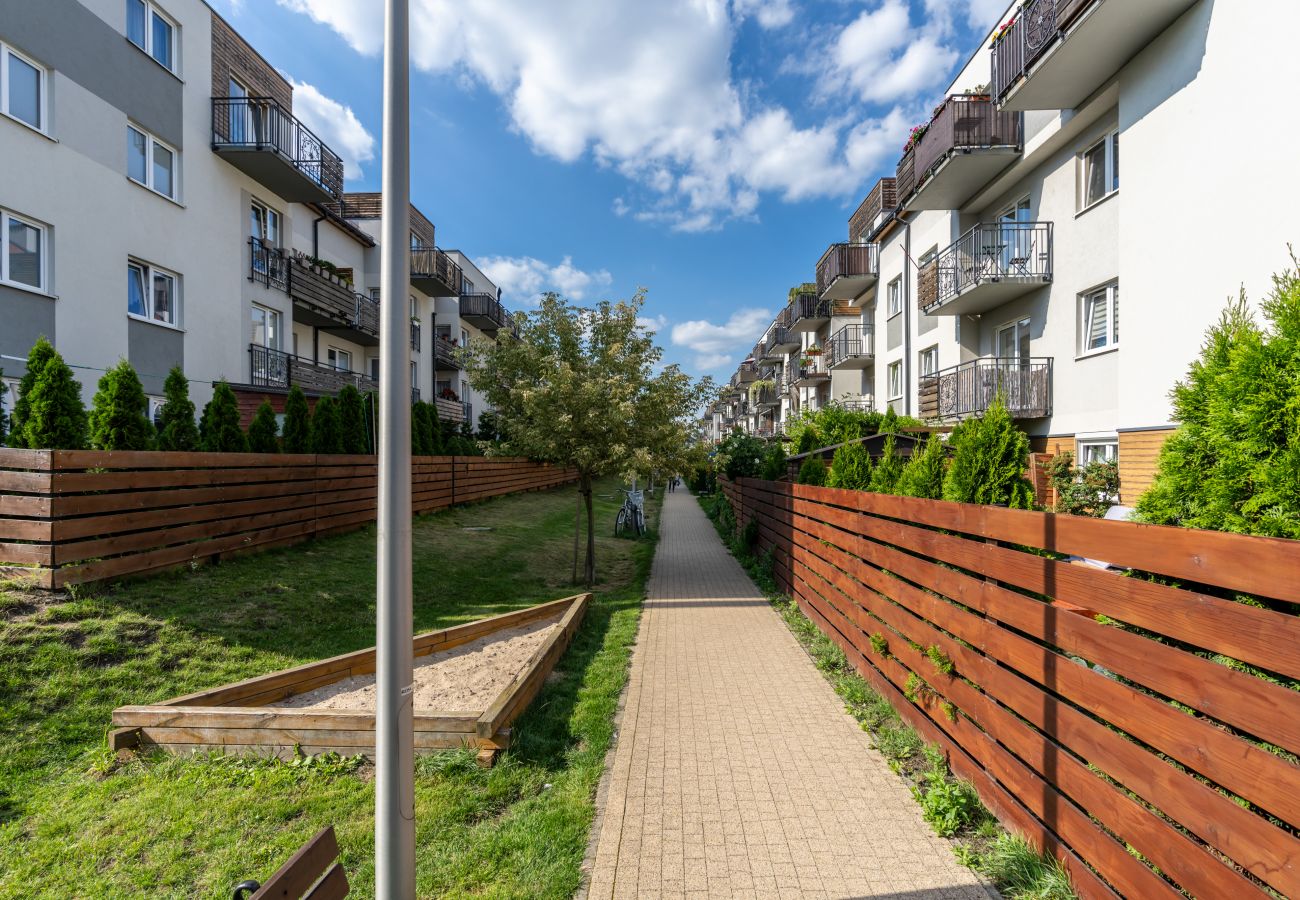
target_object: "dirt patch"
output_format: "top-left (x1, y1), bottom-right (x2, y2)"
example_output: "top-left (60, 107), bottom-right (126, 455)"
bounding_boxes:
top-left (274, 615), bottom-right (562, 714)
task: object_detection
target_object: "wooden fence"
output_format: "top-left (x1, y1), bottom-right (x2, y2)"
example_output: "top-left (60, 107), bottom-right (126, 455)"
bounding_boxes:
top-left (720, 477), bottom-right (1300, 900)
top-left (0, 449), bottom-right (576, 589)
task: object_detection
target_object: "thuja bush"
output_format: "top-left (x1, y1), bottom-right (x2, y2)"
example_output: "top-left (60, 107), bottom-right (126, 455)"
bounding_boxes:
top-left (828, 440), bottom-right (872, 490)
top-left (156, 367), bottom-right (199, 452)
top-left (942, 400), bottom-right (1034, 508)
top-left (868, 433), bottom-right (904, 494)
top-left (11, 338), bottom-right (88, 450)
top-left (337, 385), bottom-right (368, 454)
top-left (897, 433), bottom-right (947, 499)
top-left (759, 444), bottom-right (787, 481)
top-left (281, 386), bottom-right (311, 454)
top-left (310, 396), bottom-right (343, 455)
top-left (246, 401), bottom-right (280, 453)
top-left (6, 338), bottom-right (56, 447)
top-left (199, 381), bottom-right (248, 453)
top-left (797, 456), bottom-right (828, 486)
top-left (88, 360), bottom-right (154, 451)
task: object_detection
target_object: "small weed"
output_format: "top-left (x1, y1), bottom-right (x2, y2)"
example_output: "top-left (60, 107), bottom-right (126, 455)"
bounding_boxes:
top-left (978, 834), bottom-right (1076, 899)
top-left (926, 644), bottom-right (955, 675)
top-left (869, 632), bottom-right (890, 656)
top-left (941, 701), bottom-right (958, 722)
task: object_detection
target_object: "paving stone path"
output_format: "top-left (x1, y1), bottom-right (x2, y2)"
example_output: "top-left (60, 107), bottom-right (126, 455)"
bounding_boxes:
top-left (584, 490), bottom-right (998, 899)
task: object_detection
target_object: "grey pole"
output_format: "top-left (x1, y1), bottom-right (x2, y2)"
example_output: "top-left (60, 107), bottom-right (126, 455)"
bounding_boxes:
top-left (375, 0), bottom-right (414, 895)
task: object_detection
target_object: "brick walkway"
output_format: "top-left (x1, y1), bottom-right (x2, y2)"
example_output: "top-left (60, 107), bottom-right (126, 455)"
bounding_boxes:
top-left (584, 490), bottom-right (998, 899)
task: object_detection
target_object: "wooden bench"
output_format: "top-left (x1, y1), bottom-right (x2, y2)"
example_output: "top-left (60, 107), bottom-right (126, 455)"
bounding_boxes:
top-left (232, 826), bottom-right (348, 900)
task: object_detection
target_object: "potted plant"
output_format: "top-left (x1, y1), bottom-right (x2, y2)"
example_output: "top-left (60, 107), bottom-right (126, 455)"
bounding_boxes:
top-left (805, 346), bottom-right (823, 356)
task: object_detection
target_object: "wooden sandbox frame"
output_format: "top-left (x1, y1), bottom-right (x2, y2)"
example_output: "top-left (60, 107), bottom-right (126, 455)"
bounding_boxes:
top-left (110, 593), bottom-right (590, 767)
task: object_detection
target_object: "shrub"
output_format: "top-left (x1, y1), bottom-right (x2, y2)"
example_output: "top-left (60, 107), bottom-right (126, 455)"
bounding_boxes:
top-left (155, 366), bottom-right (199, 451)
top-left (797, 456), bottom-right (828, 486)
top-left (337, 385), bottom-right (368, 454)
top-left (310, 395), bottom-right (343, 454)
top-left (0, 372), bottom-right (6, 443)
top-left (199, 381), bottom-right (248, 453)
top-left (718, 429), bottom-right (766, 479)
top-left (794, 427), bottom-right (820, 455)
top-left (426, 404), bottom-right (445, 454)
top-left (6, 337), bottom-right (57, 448)
top-left (1047, 451), bottom-right (1119, 517)
top-left (410, 402), bottom-right (430, 456)
top-left (88, 360), bottom-right (154, 451)
top-left (759, 444), bottom-right (787, 481)
top-left (942, 400), bottom-right (1034, 508)
top-left (14, 340), bottom-right (87, 450)
top-left (868, 434), bottom-right (904, 494)
top-left (281, 386), bottom-right (311, 454)
top-left (246, 400), bottom-right (280, 453)
top-left (896, 433), bottom-right (947, 499)
top-left (912, 745), bottom-right (986, 837)
top-left (827, 440), bottom-right (872, 490)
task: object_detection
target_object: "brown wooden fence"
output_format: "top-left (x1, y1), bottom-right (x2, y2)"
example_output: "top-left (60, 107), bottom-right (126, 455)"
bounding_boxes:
top-left (720, 477), bottom-right (1300, 900)
top-left (0, 450), bottom-right (576, 589)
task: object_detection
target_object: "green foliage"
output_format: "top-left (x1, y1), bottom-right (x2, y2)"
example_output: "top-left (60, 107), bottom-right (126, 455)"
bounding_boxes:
top-left (868, 433), bottom-right (904, 494)
top-left (717, 428), bottom-right (766, 479)
top-left (0, 371), bottom-right (7, 443)
top-left (869, 632), bottom-right (890, 656)
top-left (914, 773), bottom-right (984, 837)
top-left (740, 519), bottom-right (760, 552)
top-left (246, 401), bottom-right (280, 453)
top-left (977, 834), bottom-right (1077, 899)
top-left (13, 338), bottom-right (87, 450)
top-left (199, 382), bottom-right (248, 453)
top-left (795, 426), bottom-right (820, 454)
top-left (1047, 451), bottom-right (1119, 517)
top-left (336, 385), bottom-right (368, 454)
top-left (309, 396), bottom-right (343, 455)
top-left (475, 409), bottom-right (507, 444)
top-left (758, 444), bottom-right (787, 481)
top-left (896, 433), bottom-right (948, 499)
top-left (827, 440), bottom-right (872, 489)
top-left (155, 366), bottom-right (199, 452)
top-left (281, 386), bottom-right (311, 454)
top-left (942, 400), bottom-right (1034, 508)
top-left (411, 402), bottom-right (433, 456)
top-left (88, 359), bottom-right (154, 451)
top-left (796, 456), bottom-right (828, 486)
top-left (926, 644), bottom-right (954, 675)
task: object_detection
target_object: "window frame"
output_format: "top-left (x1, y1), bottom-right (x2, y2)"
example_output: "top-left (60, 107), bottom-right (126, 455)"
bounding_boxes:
top-left (127, 123), bottom-right (179, 200)
top-left (1076, 437), bottom-right (1118, 466)
top-left (326, 346), bottom-right (352, 372)
top-left (887, 276), bottom-right (902, 319)
top-left (127, 258), bottom-right (181, 328)
top-left (1078, 281), bottom-right (1119, 357)
top-left (1, 41), bottom-right (49, 134)
top-left (887, 360), bottom-right (903, 400)
top-left (3, 209), bottom-right (48, 292)
top-left (127, 0), bottom-right (179, 75)
top-left (1078, 130), bottom-right (1119, 212)
top-left (919, 345), bottom-right (938, 378)
top-left (250, 303), bottom-right (282, 351)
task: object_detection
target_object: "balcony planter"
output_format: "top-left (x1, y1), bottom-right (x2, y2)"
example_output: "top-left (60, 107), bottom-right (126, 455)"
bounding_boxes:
top-left (805, 347), bottom-right (823, 356)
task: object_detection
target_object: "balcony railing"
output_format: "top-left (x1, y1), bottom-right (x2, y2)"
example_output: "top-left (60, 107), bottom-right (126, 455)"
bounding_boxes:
top-left (790, 291), bottom-right (831, 330)
top-left (750, 384), bottom-right (781, 408)
top-left (918, 357), bottom-right (1053, 420)
top-left (211, 97), bottom-right (344, 200)
top-left (287, 255), bottom-right (379, 339)
top-left (410, 247), bottom-right (463, 297)
top-left (794, 356), bottom-right (830, 385)
top-left (918, 221), bottom-right (1053, 315)
top-left (249, 345), bottom-right (377, 396)
top-left (899, 96), bottom-right (1022, 209)
top-left (249, 239), bottom-right (289, 290)
top-left (896, 148), bottom-right (917, 206)
top-left (433, 397), bottom-right (465, 424)
top-left (831, 396), bottom-right (874, 413)
top-left (459, 292), bottom-right (509, 334)
top-left (848, 178), bottom-right (897, 243)
top-left (433, 338), bottom-right (462, 370)
top-left (827, 325), bottom-right (874, 368)
top-left (816, 243), bottom-right (880, 299)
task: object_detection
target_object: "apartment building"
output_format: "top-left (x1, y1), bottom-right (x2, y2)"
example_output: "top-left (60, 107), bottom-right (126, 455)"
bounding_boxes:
top-left (719, 0), bottom-right (1300, 502)
top-left (0, 0), bottom-right (511, 434)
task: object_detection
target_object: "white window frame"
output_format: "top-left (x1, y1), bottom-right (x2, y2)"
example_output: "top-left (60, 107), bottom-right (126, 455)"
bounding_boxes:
top-left (887, 276), bottom-right (902, 318)
top-left (127, 123), bottom-right (178, 200)
top-left (250, 303), bottom-right (281, 350)
top-left (250, 200), bottom-right (280, 247)
top-left (1, 42), bottom-right (49, 134)
top-left (127, 0), bottom-right (179, 75)
top-left (887, 360), bottom-right (902, 400)
top-left (1078, 282), bottom-right (1119, 357)
top-left (127, 259), bottom-right (181, 328)
top-left (2, 209), bottom-right (48, 292)
top-left (147, 395), bottom-right (166, 427)
top-left (1078, 130), bottom-right (1119, 212)
top-left (1076, 437), bottom-right (1118, 466)
top-left (327, 347), bottom-right (352, 372)
top-left (1, 377), bottom-right (20, 428)
top-left (919, 345), bottom-right (938, 378)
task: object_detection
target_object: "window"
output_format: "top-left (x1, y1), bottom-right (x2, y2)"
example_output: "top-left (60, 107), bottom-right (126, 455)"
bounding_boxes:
top-left (127, 0), bottom-right (177, 74)
top-left (2, 210), bottom-right (45, 290)
top-left (462, 276), bottom-right (475, 294)
top-left (1, 377), bottom-right (19, 429)
top-left (127, 260), bottom-right (178, 326)
top-left (2, 42), bottom-right (46, 132)
top-left (1078, 439), bottom-right (1117, 466)
top-left (369, 357), bottom-right (380, 380)
top-left (1080, 131), bottom-right (1119, 209)
top-left (147, 396), bottom-right (166, 428)
top-left (327, 347), bottom-right (352, 372)
top-left (250, 304), bottom-right (281, 350)
top-left (887, 361), bottom-right (902, 399)
top-left (127, 125), bottom-right (176, 199)
top-left (410, 230), bottom-right (421, 250)
top-left (1080, 283), bottom-right (1119, 354)
top-left (250, 201), bottom-right (280, 247)
top-left (887, 276), bottom-right (902, 318)
top-left (919, 345), bottom-right (938, 377)
top-left (460, 328), bottom-right (469, 347)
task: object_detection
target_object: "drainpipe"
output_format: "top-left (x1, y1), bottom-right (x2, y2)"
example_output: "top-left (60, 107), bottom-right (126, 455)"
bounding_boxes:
top-left (312, 209), bottom-right (327, 259)
top-left (902, 217), bottom-right (913, 417)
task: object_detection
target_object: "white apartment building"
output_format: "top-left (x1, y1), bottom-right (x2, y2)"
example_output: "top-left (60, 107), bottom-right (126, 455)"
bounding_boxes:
top-left (723, 0), bottom-right (1300, 502)
top-left (0, 0), bottom-right (512, 434)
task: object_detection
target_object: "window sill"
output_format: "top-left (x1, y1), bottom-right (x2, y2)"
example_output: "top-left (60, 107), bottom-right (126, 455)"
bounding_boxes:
top-left (0, 280), bottom-right (57, 300)
top-left (1, 111), bottom-right (56, 142)
top-left (125, 37), bottom-right (184, 83)
top-left (127, 176), bottom-right (185, 208)
top-left (1075, 345), bottom-right (1119, 361)
top-left (1075, 189), bottom-right (1118, 218)
top-left (127, 312), bottom-right (184, 333)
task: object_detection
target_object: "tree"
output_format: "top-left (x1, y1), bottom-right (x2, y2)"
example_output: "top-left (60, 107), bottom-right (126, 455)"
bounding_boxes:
top-left (247, 400), bottom-right (281, 453)
top-left (827, 440), bottom-right (872, 490)
top-left (411, 402), bottom-right (432, 456)
top-left (759, 443), bottom-right (787, 481)
top-left (463, 292), bottom-right (712, 585)
top-left (199, 381), bottom-right (248, 453)
top-left (897, 433), bottom-right (948, 499)
top-left (942, 400), bottom-right (1034, 508)
top-left (310, 395), bottom-right (343, 454)
top-left (281, 386), bottom-right (311, 453)
top-left (14, 339), bottom-right (87, 450)
top-left (337, 385), bottom-right (368, 454)
top-left (7, 337), bottom-right (58, 448)
top-left (88, 360), bottom-right (154, 451)
top-left (156, 366), bottom-right (199, 451)
top-left (797, 456), bottom-right (828, 486)
top-left (868, 434), bottom-right (904, 494)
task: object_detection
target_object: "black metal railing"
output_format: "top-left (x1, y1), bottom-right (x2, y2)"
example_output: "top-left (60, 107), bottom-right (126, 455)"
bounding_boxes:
top-left (992, 0), bottom-right (1088, 103)
top-left (433, 338), bottom-right (461, 369)
top-left (249, 344), bottom-right (378, 395)
top-left (249, 238), bottom-right (289, 290)
top-left (411, 246), bottom-right (463, 293)
top-left (410, 320), bottom-right (421, 351)
top-left (796, 356), bottom-right (829, 381)
top-left (919, 221), bottom-right (1053, 312)
top-left (816, 243), bottom-right (879, 297)
top-left (919, 357), bottom-right (1053, 420)
top-left (792, 292), bottom-right (831, 324)
top-left (827, 325), bottom-right (874, 367)
top-left (459, 292), bottom-right (508, 331)
top-left (212, 97), bottom-right (344, 198)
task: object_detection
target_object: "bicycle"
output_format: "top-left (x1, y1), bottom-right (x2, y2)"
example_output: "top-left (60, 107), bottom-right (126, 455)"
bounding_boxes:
top-left (614, 488), bottom-right (645, 537)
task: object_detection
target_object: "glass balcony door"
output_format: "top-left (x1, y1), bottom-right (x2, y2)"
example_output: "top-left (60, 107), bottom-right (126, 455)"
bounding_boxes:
top-left (996, 317), bottom-right (1032, 412)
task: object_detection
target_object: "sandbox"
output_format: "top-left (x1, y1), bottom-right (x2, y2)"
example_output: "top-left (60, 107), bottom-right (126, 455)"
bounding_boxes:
top-left (110, 593), bottom-right (590, 767)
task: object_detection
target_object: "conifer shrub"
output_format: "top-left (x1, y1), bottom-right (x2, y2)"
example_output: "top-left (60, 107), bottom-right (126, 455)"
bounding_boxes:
top-left (155, 366), bottom-right (199, 452)
top-left (310, 396), bottom-right (343, 454)
top-left (246, 400), bottom-right (280, 453)
top-left (896, 433), bottom-right (948, 499)
top-left (15, 339), bottom-right (88, 450)
top-left (199, 381), bottom-right (248, 453)
top-left (797, 456), bottom-right (828, 486)
top-left (941, 400), bottom-right (1034, 508)
top-left (88, 360), bottom-right (154, 451)
top-left (827, 440), bottom-right (872, 490)
top-left (426, 404), bottom-right (445, 455)
top-left (868, 433), bottom-right (904, 494)
top-left (759, 444), bottom-right (787, 481)
top-left (0, 372), bottom-right (7, 444)
top-left (795, 427), bottom-right (819, 455)
top-left (337, 384), bottom-right (368, 454)
top-left (281, 386), bottom-right (311, 454)
top-left (6, 337), bottom-right (57, 448)
top-left (411, 402), bottom-right (432, 456)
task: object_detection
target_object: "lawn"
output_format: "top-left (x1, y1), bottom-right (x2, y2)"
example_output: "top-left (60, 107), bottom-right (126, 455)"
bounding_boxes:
top-left (0, 477), bottom-right (659, 899)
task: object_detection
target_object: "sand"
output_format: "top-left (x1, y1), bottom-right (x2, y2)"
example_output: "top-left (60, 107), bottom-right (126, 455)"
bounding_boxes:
top-left (273, 615), bottom-right (562, 713)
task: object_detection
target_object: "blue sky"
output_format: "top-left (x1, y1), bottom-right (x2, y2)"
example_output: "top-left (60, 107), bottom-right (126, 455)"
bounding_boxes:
top-left (210, 0), bottom-right (1002, 382)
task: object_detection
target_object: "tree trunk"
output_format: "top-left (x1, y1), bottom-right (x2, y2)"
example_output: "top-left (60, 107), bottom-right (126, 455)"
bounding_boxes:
top-left (572, 487), bottom-right (581, 585)
top-left (582, 474), bottom-right (596, 587)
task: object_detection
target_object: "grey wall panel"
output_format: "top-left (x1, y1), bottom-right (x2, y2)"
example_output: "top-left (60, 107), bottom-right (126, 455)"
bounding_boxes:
top-left (0, 285), bottom-right (56, 376)
top-left (127, 317), bottom-right (183, 395)
top-left (886, 313), bottom-right (902, 351)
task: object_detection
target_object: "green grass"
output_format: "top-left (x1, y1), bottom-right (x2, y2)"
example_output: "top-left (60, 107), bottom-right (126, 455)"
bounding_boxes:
top-left (0, 477), bottom-right (659, 899)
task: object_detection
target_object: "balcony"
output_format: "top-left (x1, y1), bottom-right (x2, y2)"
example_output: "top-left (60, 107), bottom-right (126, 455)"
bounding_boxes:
top-left (411, 246), bottom-right (462, 297)
top-left (433, 337), bottom-right (462, 370)
top-left (249, 345), bottom-right (377, 396)
top-left (790, 291), bottom-right (831, 333)
top-left (433, 397), bottom-right (465, 424)
top-left (992, 0), bottom-right (1199, 111)
top-left (899, 95), bottom-right (1022, 211)
top-left (918, 357), bottom-right (1053, 421)
top-left (793, 356), bottom-right (830, 387)
top-left (212, 97), bottom-right (343, 202)
top-left (831, 395), bottom-right (874, 413)
top-left (249, 239), bottom-right (290, 291)
top-left (918, 222), bottom-right (1053, 316)
top-left (848, 178), bottom-right (897, 243)
top-left (816, 243), bottom-right (880, 301)
top-left (750, 382), bottom-right (781, 409)
top-left (738, 362), bottom-right (760, 384)
top-left (759, 328), bottom-right (793, 362)
top-left (286, 253), bottom-right (380, 345)
top-left (459, 292), bottom-right (509, 335)
top-left (827, 325), bottom-right (874, 370)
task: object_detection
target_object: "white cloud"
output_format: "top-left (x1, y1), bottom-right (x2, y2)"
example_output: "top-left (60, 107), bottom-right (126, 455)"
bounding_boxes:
top-left (288, 79), bottom-right (376, 182)
top-left (476, 255), bottom-right (614, 305)
top-left (731, 0), bottom-right (796, 29)
top-left (636, 314), bottom-right (669, 334)
top-left (671, 308), bottom-right (771, 370)
top-left (815, 0), bottom-right (960, 107)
